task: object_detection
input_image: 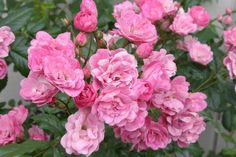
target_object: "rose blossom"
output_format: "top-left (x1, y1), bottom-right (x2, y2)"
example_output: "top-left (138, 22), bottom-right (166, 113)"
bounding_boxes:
top-left (113, 1), bottom-right (136, 19)
top-left (92, 87), bottom-right (139, 126)
top-left (136, 43), bottom-right (153, 58)
top-left (159, 0), bottom-right (179, 16)
top-left (0, 105), bottom-right (28, 146)
top-left (144, 117), bottom-right (171, 150)
top-left (76, 32), bottom-right (87, 46)
top-left (28, 125), bottom-right (49, 141)
top-left (130, 79), bottom-right (153, 101)
top-left (224, 51), bottom-right (236, 79)
top-left (170, 12), bottom-right (198, 35)
top-left (224, 27), bottom-right (236, 51)
top-left (188, 6), bottom-right (210, 28)
top-left (28, 31), bottom-right (75, 72)
top-left (166, 112), bottom-right (206, 147)
top-left (186, 92), bottom-right (207, 112)
top-left (43, 56), bottom-right (85, 97)
top-left (74, 84), bottom-right (97, 109)
top-left (138, 0), bottom-right (164, 23)
top-left (0, 58), bottom-right (7, 80)
top-left (222, 15), bottom-right (233, 25)
top-left (114, 10), bottom-right (158, 44)
top-left (0, 26), bottom-right (15, 58)
top-left (89, 48), bottom-right (138, 89)
top-left (61, 108), bottom-right (104, 156)
top-left (184, 36), bottom-right (213, 65)
top-left (74, 0), bottom-right (97, 32)
top-left (20, 72), bottom-right (58, 106)
top-left (142, 49), bottom-right (176, 91)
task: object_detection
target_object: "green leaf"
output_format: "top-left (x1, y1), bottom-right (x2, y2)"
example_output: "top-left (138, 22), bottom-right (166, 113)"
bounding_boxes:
top-left (222, 148), bottom-right (236, 156)
top-left (0, 8), bottom-right (33, 31)
top-left (222, 108), bottom-right (236, 131)
top-left (0, 75), bottom-right (8, 92)
top-left (0, 0), bottom-right (4, 12)
top-left (27, 18), bottom-right (46, 33)
top-left (33, 113), bottom-right (65, 136)
top-left (8, 99), bottom-right (15, 107)
top-left (0, 140), bottom-right (49, 157)
top-left (0, 102), bottom-right (6, 108)
top-left (195, 24), bottom-right (218, 43)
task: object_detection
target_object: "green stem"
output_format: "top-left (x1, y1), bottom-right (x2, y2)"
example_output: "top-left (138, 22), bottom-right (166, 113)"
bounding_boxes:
top-left (193, 72), bottom-right (216, 92)
top-left (211, 10), bottom-right (236, 23)
top-left (56, 98), bottom-right (72, 114)
top-left (83, 34), bottom-right (93, 67)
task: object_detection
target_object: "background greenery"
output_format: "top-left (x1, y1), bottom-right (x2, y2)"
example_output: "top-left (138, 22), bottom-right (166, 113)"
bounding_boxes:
top-left (0, 0), bottom-right (236, 156)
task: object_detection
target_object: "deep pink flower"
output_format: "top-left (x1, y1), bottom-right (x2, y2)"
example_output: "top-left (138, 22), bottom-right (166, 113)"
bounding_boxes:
top-left (113, 1), bottom-right (135, 19)
top-left (224, 27), bottom-right (236, 50)
top-left (138, 0), bottom-right (164, 23)
top-left (224, 51), bottom-right (236, 80)
top-left (0, 59), bottom-right (7, 80)
top-left (28, 31), bottom-right (75, 72)
top-left (76, 32), bottom-right (87, 46)
top-left (188, 6), bottom-right (210, 28)
top-left (170, 12), bottom-right (198, 35)
top-left (89, 48), bottom-right (138, 89)
top-left (80, 0), bottom-right (98, 15)
top-left (136, 43), bottom-right (153, 58)
top-left (28, 125), bottom-right (49, 141)
top-left (114, 10), bottom-right (158, 44)
top-left (130, 79), bottom-right (153, 101)
top-left (0, 105), bottom-right (28, 146)
top-left (61, 109), bottom-right (104, 156)
top-left (0, 26), bottom-right (15, 58)
top-left (92, 87), bottom-right (139, 126)
top-left (166, 112), bottom-right (206, 147)
top-left (74, 84), bottom-right (97, 109)
top-left (184, 36), bottom-right (213, 65)
top-left (159, 0), bottom-right (179, 16)
top-left (144, 117), bottom-right (171, 150)
top-left (20, 72), bottom-right (58, 106)
top-left (186, 92), bottom-right (207, 112)
top-left (43, 56), bottom-right (84, 97)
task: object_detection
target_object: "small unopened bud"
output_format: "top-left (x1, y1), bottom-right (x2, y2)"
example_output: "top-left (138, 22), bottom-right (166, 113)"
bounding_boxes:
top-left (217, 15), bottom-right (223, 22)
top-left (94, 30), bottom-right (103, 40)
top-left (62, 18), bottom-right (70, 27)
top-left (226, 8), bottom-right (232, 15)
top-left (76, 32), bottom-right (88, 47)
top-left (98, 39), bottom-right (107, 48)
top-left (222, 15), bottom-right (233, 25)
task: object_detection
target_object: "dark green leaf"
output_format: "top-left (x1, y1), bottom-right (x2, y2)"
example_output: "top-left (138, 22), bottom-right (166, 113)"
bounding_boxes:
top-left (0, 75), bottom-right (8, 92)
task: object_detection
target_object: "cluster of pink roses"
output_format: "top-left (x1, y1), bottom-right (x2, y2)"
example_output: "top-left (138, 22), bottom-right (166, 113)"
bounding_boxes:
top-left (223, 26), bottom-right (236, 91)
top-left (0, 26), bottom-right (15, 80)
top-left (20, 31), bottom-right (85, 105)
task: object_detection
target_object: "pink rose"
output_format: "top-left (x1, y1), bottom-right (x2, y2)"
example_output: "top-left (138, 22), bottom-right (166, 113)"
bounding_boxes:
top-left (74, 0), bottom-right (97, 32)
top-left (28, 125), bottom-right (49, 141)
top-left (171, 76), bottom-right (190, 102)
top-left (0, 26), bottom-right (15, 58)
top-left (114, 10), bottom-right (158, 44)
top-left (89, 48), bottom-right (138, 89)
top-left (130, 79), bottom-right (153, 101)
top-left (184, 36), bottom-right (213, 65)
top-left (144, 117), bottom-right (171, 150)
top-left (224, 27), bottom-right (236, 51)
top-left (170, 13), bottom-right (198, 35)
top-left (61, 108), bottom-right (104, 156)
top-left (138, 0), bottom-right (164, 23)
top-left (166, 112), bottom-right (206, 147)
top-left (222, 15), bottom-right (233, 25)
top-left (224, 51), bottom-right (236, 79)
top-left (28, 31), bottom-right (75, 72)
top-left (159, 0), bottom-right (179, 16)
top-left (136, 43), bottom-right (153, 58)
top-left (92, 87), bottom-right (139, 126)
top-left (142, 49), bottom-right (176, 91)
top-left (43, 56), bottom-right (85, 97)
top-left (74, 84), bottom-right (97, 109)
top-left (186, 92), bottom-right (207, 112)
top-left (188, 6), bottom-right (210, 28)
top-left (20, 72), bottom-right (58, 106)
top-left (0, 105), bottom-right (28, 146)
top-left (76, 32), bottom-right (87, 46)
top-left (0, 59), bottom-right (7, 80)
top-left (113, 1), bottom-right (136, 19)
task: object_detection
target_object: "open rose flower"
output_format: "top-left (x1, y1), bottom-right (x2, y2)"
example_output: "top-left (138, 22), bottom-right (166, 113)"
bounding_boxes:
top-left (61, 109), bottom-right (104, 156)
top-left (28, 31), bottom-right (75, 72)
top-left (74, 84), bottom-right (97, 109)
top-left (92, 87), bottom-right (139, 126)
top-left (114, 10), bottom-right (158, 44)
top-left (20, 72), bottom-right (58, 106)
top-left (186, 92), bottom-right (207, 112)
top-left (224, 27), bottom-right (236, 51)
top-left (89, 48), bottom-right (138, 89)
top-left (0, 105), bottom-right (28, 146)
top-left (136, 43), bottom-right (153, 58)
top-left (188, 6), bottom-right (210, 28)
top-left (113, 1), bottom-right (136, 19)
top-left (28, 125), bottom-right (49, 141)
top-left (0, 26), bottom-right (15, 58)
top-left (43, 56), bottom-right (85, 97)
top-left (0, 58), bottom-right (7, 80)
top-left (224, 51), bottom-right (236, 79)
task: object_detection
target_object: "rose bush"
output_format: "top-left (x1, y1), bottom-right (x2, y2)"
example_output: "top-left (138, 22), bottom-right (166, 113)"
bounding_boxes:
top-left (0, 0), bottom-right (236, 157)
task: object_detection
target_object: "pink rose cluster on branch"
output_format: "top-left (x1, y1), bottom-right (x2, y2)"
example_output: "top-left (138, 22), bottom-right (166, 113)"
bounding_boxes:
top-left (0, 26), bottom-right (15, 80)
